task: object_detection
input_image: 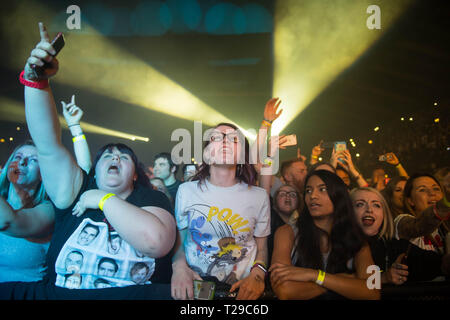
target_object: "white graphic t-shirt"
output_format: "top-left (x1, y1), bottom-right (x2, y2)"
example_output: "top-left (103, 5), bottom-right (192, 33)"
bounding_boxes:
top-left (175, 179), bottom-right (270, 284)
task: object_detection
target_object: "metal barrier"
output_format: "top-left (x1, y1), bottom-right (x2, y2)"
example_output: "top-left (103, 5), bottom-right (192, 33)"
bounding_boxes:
top-left (381, 280), bottom-right (450, 300)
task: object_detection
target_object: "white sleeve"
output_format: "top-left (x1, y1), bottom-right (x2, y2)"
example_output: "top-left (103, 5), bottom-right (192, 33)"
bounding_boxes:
top-left (254, 191), bottom-right (271, 237)
top-left (174, 184), bottom-right (188, 231)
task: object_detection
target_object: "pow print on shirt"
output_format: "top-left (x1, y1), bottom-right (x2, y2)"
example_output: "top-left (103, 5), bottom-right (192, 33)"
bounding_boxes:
top-left (54, 218), bottom-right (155, 289)
top-left (184, 204), bottom-right (255, 285)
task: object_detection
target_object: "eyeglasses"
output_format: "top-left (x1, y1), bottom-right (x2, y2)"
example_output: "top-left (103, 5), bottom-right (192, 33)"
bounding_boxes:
top-left (209, 131), bottom-right (242, 143)
top-left (278, 191), bottom-right (298, 198)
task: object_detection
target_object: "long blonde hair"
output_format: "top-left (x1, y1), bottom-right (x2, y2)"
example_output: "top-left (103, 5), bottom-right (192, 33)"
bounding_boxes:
top-left (350, 187), bottom-right (395, 240)
top-left (0, 140), bottom-right (47, 207)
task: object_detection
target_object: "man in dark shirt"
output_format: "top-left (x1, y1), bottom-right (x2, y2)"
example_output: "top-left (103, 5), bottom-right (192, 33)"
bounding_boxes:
top-left (153, 152), bottom-right (182, 203)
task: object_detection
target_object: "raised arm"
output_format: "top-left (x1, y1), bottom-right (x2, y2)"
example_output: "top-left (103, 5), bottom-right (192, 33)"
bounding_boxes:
top-left (23, 23), bottom-right (83, 209)
top-left (395, 199), bottom-right (450, 239)
top-left (385, 152), bottom-right (409, 179)
top-left (61, 95), bottom-right (92, 174)
top-left (339, 150), bottom-right (369, 187)
top-left (259, 135), bottom-right (287, 195)
top-left (256, 98), bottom-right (284, 195)
top-left (309, 140), bottom-right (324, 166)
top-left (251, 98), bottom-right (283, 164)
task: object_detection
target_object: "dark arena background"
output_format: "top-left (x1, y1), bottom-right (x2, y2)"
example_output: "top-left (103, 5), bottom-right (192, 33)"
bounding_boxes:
top-left (0, 0), bottom-right (449, 308)
top-left (0, 0), bottom-right (448, 178)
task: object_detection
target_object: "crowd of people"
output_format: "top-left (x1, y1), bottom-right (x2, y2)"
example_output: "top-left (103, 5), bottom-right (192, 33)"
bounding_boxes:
top-left (0, 22), bottom-right (449, 300)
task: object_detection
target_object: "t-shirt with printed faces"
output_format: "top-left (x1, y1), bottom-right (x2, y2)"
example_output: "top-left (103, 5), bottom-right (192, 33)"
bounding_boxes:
top-left (175, 179), bottom-right (271, 285)
top-left (43, 171), bottom-right (174, 292)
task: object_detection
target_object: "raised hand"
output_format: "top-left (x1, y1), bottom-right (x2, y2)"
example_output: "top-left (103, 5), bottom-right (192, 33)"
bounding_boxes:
top-left (72, 189), bottom-right (109, 217)
top-left (297, 147), bottom-right (306, 162)
top-left (24, 22), bottom-right (59, 81)
top-left (62, 95), bottom-right (84, 126)
top-left (264, 98), bottom-right (283, 123)
top-left (385, 152), bottom-right (400, 166)
top-left (330, 148), bottom-right (339, 168)
top-left (339, 150), bottom-right (355, 171)
top-left (311, 140), bottom-right (324, 158)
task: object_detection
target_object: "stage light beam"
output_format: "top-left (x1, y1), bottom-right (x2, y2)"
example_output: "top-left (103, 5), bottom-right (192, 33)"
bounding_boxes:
top-left (0, 97), bottom-right (149, 142)
top-left (272, 0), bottom-right (413, 135)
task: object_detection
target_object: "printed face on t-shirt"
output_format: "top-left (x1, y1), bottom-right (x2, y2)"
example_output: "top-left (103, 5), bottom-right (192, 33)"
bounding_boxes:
top-left (77, 225), bottom-right (99, 246)
top-left (131, 265), bottom-right (149, 284)
top-left (65, 273), bottom-right (81, 289)
top-left (108, 235), bottom-right (122, 255)
top-left (65, 251), bottom-right (84, 273)
top-left (98, 261), bottom-right (118, 277)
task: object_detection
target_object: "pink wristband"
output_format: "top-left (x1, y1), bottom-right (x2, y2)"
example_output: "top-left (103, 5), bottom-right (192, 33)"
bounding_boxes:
top-left (19, 70), bottom-right (49, 89)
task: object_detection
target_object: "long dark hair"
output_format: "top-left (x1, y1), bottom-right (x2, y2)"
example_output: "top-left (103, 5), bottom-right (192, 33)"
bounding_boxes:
top-left (295, 170), bottom-right (365, 274)
top-left (90, 143), bottom-right (150, 188)
top-left (192, 123), bottom-right (257, 187)
top-left (381, 175), bottom-right (408, 218)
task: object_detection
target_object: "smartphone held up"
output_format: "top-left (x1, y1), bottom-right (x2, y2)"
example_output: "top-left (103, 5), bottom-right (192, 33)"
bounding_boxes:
top-left (31, 32), bottom-right (65, 77)
top-left (280, 134), bottom-right (297, 148)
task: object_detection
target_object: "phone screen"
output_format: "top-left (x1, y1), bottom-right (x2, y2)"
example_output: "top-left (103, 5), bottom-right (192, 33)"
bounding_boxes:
top-left (51, 32), bottom-right (65, 56)
top-left (334, 141), bottom-right (347, 152)
top-left (280, 134), bottom-right (297, 147)
top-left (193, 280), bottom-right (216, 300)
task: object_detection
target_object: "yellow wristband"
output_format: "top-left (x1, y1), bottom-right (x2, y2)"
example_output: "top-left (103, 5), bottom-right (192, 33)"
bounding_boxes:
top-left (99, 193), bottom-right (115, 211)
top-left (72, 134), bottom-right (86, 142)
top-left (315, 269), bottom-right (326, 286)
top-left (261, 120), bottom-right (272, 127)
